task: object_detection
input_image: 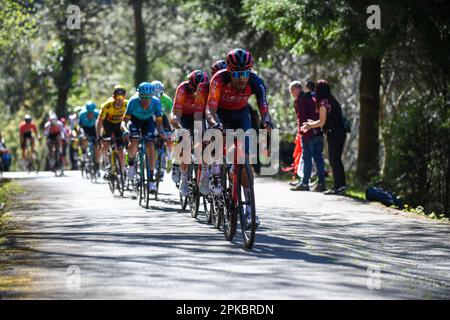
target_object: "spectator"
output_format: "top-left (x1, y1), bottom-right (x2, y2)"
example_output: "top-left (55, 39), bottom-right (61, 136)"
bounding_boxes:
top-left (306, 81), bottom-right (316, 97)
top-left (289, 81), bottom-right (303, 186)
top-left (0, 130), bottom-right (12, 172)
top-left (292, 82), bottom-right (326, 191)
top-left (303, 80), bottom-right (347, 195)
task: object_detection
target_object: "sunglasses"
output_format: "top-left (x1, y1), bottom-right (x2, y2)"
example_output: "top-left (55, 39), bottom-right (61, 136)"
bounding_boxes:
top-left (114, 95), bottom-right (125, 99)
top-left (231, 70), bottom-right (250, 79)
top-left (139, 95), bottom-right (152, 100)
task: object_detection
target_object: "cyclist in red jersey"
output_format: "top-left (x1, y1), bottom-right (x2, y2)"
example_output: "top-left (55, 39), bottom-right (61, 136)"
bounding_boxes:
top-left (196, 60), bottom-right (228, 195)
top-left (19, 114), bottom-right (40, 163)
top-left (205, 48), bottom-right (273, 227)
top-left (171, 70), bottom-right (209, 196)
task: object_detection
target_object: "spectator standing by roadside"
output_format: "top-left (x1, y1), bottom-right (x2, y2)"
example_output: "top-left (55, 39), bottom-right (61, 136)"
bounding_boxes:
top-left (289, 81), bottom-right (303, 186)
top-left (292, 82), bottom-right (326, 191)
top-left (302, 80), bottom-right (347, 195)
top-left (0, 130), bottom-right (12, 172)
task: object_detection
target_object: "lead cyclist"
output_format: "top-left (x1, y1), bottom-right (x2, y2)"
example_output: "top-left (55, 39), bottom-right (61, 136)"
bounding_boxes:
top-left (205, 48), bottom-right (274, 228)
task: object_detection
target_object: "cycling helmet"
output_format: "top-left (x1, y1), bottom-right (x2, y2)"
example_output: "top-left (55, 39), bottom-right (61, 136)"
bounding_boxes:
top-left (211, 60), bottom-right (227, 75)
top-left (85, 101), bottom-right (96, 112)
top-left (137, 82), bottom-right (154, 98)
top-left (226, 48), bottom-right (254, 71)
top-left (24, 114), bottom-right (32, 123)
top-left (113, 85), bottom-right (126, 96)
top-left (49, 114), bottom-right (58, 124)
top-left (152, 80), bottom-right (164, 96)
top-left (187, 70), bottom-right (209, 91)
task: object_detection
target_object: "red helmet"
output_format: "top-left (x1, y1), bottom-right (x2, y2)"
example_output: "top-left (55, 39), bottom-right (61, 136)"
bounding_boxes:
top-left (187, 70), bottom-right (209, 91)
top-left (211, 60), bottom-right (227, 75)
top-left (226, 48), bottom-right (254, 71)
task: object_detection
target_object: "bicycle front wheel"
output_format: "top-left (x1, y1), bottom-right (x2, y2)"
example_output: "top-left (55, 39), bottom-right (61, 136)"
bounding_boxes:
top-left (237, 163), bottom-right (256, 249)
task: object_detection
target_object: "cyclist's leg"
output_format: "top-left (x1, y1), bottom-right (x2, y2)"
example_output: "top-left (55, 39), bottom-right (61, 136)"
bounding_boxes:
top-left (20, 135), bottom-right (26, 160)
top-left (113, 125), bottom-right (125, 171)
top-left (179, 115), bottom-right (194, 195)
top-left (141, 117), bottom-right (156, 182)
top-left (127, 120), bottom-right (140, 179)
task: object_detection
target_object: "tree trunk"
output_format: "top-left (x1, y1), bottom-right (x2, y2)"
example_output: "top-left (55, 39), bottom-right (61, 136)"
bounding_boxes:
top-left (132, 0), bottom-right (147, 86)
top-left (54, 35), bottom-right (75, 117)
top-left (356, 56), bottom-right (381, 184)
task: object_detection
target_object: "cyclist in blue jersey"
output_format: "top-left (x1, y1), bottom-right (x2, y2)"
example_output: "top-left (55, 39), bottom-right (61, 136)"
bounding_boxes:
top-left (121, 82), bottom-right (164, 193)
top-left (79, 101), bottom-right (100, 170)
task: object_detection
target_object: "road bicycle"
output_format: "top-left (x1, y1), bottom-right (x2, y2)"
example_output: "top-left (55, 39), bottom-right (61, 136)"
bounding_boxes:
top-left (153, 135), bottom-right (167, 201)
top-left (47, 138), bottom-right (64, 177)
top-left (103, 136), bottom-right (125, 197)
top-left (210, 130), bottom-right (257, 249)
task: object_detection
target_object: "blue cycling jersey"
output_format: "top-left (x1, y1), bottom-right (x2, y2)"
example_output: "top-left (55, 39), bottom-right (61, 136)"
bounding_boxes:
top-left (79, 108), bottom-right (99, 127)
top-left (125, 94), bottom-right (162, 121)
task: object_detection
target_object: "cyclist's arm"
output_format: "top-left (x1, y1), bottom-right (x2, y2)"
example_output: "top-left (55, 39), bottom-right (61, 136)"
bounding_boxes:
top-left (171, 110), bottom-right (183, 129)
top-left (249, 73), bottom-right (272, 127)
top-left (206, 77), bottom-right (222, 127)
top-left (172, 85), bottom-right (187, 129)
top-left (96, 117), bottom-right (104, 139)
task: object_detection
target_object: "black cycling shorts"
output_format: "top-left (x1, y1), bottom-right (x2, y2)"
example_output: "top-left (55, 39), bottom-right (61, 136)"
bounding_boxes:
top-left (102, 121), bottom-right (124, 148)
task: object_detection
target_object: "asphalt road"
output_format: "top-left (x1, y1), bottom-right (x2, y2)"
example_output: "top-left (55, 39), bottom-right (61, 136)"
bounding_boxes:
top-left (1, 171), bottom-right (449, 299)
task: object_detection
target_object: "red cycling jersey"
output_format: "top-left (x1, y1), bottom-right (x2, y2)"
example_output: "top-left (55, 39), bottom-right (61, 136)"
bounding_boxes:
top-left (207, 69), bottom-right (269, 114)
top-left (194, 81), bottom-right (209, 113)
top-left (19, 121), bottom-right (38, 136)
top-left (172, 81), bottom-right (202, 116)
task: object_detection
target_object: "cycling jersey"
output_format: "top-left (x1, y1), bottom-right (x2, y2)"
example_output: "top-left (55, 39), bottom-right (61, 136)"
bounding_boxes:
top-left (19, 122), bottom-right (38, 137)
top-left (173, 81), bottom-right (202, 115)
top-left (124, 93), bottom-right (162, 121)
top-left (44, 121), bottom-right (65, 139)
top-left (194, 82), bottom-right (209, 113)
top-left (99, 97), bottom-right (128, 124)
top-left (79, 108), bottom-right (100, 127)
top-left (160, 93), bottom-right (173, 115)
top-left (207, 69), bottom-right (269, 114)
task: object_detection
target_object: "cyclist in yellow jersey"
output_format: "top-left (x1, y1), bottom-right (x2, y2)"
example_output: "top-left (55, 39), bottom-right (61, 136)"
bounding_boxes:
top-left (96, 85), bottom-right (128, 172)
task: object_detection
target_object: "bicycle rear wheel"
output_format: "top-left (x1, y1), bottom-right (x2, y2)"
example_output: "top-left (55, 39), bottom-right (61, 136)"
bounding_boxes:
top-left (188, 165), bottom-right (200, 218)
top-left (114, 151), bottom-right (124, 197)
top-left (154, 152), bottom-right (162, 201)
top-left (237, 163), bottom-right (256, 249)
top-left (107, 156), bottom-right (115, 195)
top-left (222, 172), bottom-right (237, 241)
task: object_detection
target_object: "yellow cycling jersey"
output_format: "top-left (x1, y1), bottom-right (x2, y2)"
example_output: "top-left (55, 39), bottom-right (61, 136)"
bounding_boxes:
top-left (99, 97), bottom-right (128, 124)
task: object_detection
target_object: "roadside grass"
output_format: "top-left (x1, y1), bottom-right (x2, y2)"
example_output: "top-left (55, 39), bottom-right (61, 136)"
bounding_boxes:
top-left (0, 179), bottom-right (32, 299)
top-left (272, 168), bottom-right (448, 223)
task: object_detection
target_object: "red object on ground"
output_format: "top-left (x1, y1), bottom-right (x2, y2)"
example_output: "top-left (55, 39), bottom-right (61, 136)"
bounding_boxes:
top-left (293, 133), bottom-right (302, 176)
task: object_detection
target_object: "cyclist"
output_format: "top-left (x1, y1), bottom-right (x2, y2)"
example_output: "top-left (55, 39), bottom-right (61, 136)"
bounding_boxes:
top-left (79, 101), bottom-right (100, 173)
top-left (60, 117), bottom-right (71, 167)
top-left (96, 85), bottom-right (128, 175)
top-left (197, 60), bottom-right (228, 195)
top-left (19, 114), bottom-right (40, 166)
top-left (205, 48), bottom-right (274, 227)
top-left (43, 114), bottom-right (65, 171)
top-left (171, 70), bottom-right (209, 196)
top-left (121, 82), bottom-right (164, 193)
top-left (152, 80), bottom-right (174, 175)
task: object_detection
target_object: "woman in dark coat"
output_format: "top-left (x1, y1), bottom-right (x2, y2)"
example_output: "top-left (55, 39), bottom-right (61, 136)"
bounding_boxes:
top-left (302, 80), bottom-right (347, 194)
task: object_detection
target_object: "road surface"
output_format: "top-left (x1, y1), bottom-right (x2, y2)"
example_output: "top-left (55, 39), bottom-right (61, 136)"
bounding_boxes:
top-left (1, 171), bottom-right (449, 299)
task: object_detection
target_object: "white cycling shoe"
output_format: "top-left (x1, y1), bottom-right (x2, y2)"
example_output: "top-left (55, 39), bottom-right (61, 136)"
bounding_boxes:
top-left (180, 179), bottom-right (189, 197)
top-left (172, 164), bottom-right (181, 183)
top-left (244, 205), bottom-right (260, 229)
top-left (148, 182), bottom-right (157, 193)
top-left (127, 165), bottom-right (136, 180)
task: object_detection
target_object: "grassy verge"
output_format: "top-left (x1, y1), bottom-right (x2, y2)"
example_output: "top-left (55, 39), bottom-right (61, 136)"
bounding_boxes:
top-left (272, 168), bottom-right (449, 222)
top-left (0, 179), bottom-right (31, 299)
